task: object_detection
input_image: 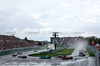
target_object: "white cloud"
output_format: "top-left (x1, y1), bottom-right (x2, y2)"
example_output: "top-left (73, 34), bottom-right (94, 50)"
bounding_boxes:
top-left (59, 3), bottom-right (71, 7)
top-left (86, 17), bottom-right (98, 23)
top-left (0, 0), bottom-right (100, 40)
top-left (31, 13), bottom-right (42, 19)
top-left (0, 22), bottom-right (4, 24)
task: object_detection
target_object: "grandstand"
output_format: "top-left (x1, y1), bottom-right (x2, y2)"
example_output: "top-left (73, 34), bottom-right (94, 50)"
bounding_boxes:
top-left (58, 37), bottom-right (78, 46)
top-left (0, 34), bottom-right (78, 50)
top-left (0, 35), bottom-right (35, 50)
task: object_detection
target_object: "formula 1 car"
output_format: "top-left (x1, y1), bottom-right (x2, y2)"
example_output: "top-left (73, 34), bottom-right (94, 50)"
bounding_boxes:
top-left (12, 52), bottom-right (23, 57)
top-left (17, 52), bottom-right (23, 55)
top-left (18, 56), bottom-right (27, 58)
top-left (33, 50), bottom-right (37, 52)
top-left (79, 52), bottom-right (85, 56)
top-left (61, 56), bottom-right (73, 60)
top-left (39, 56), bottom-right (51, 59)
top-left (12, 54), bottom-right (17, 57)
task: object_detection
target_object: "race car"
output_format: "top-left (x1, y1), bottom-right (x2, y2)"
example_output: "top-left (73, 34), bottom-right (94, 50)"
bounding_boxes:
top-left (17, 52), bottom-right (23, 55)
top-left (18, 56), bottom-right (27, 58)
top-left (12, 52), bottom-right (23, 57)
top-left (12, 54), bottom-right (17, 57)
top-left (61, 56), bottom-right (73, 60)
top-left (79, 52), bottom-right (85, 56)
top-left (39, 56), bottom-right (51, 59)
top-left (33, 50), bottom-right (37, 52)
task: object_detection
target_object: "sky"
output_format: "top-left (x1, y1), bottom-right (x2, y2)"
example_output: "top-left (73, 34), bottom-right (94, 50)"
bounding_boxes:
top-left (0, 0), bottom-right (100, 41)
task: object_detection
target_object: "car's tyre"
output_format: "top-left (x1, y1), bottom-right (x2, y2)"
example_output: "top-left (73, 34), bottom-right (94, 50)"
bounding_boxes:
top-left (70, 57), bottom-right (73, 59)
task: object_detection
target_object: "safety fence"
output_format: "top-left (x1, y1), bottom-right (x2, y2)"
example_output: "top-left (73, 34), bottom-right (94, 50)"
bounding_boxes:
top-left (88, 45), bottom-right (99, 66)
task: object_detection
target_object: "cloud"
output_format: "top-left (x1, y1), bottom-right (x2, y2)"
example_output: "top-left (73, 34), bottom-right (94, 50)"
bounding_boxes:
top-left (59, 3), bottom-right (71, 7)
top-left (0, 0), bottom-right (100, 40)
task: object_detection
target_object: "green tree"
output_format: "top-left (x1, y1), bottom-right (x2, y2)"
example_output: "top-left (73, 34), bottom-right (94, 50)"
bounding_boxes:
top-left (24, 37), bottom-right (28, 41)
top-left (85, 36), bottom-right (99, 45)
top-left (28, 40), bottom-right (34, 44)
top-left (38, 42), bottom-right (42, 46)
top-left (79, 36), bottom-right (84, 38)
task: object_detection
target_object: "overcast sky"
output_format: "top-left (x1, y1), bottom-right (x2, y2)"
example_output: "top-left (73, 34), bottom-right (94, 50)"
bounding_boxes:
top-left (0, 0), bottom-right (100, 41)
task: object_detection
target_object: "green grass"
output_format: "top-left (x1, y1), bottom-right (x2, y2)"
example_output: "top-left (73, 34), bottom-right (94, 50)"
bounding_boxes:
top-left (86, 48), bottom-right (95, 57)
top-left (28, 48), bottom-right (74, 57)
top-left (57, 46), bottom-right (63, 49)
top-left (54, 49), bottom-right (74, 55)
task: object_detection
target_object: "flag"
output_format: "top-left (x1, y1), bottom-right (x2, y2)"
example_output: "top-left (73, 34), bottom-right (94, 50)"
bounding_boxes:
top-left (92, 41), bottom-right (94, 45)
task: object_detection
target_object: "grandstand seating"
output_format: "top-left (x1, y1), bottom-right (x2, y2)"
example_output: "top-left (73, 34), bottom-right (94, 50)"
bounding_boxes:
top-left (0, 35), bottom-right (35, 50)
top-left (59, 37), bottom-right (78, 46)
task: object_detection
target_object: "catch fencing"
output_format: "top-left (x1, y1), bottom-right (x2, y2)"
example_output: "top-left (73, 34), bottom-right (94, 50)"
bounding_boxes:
top-left (88, 45), bottom-right (99, 66)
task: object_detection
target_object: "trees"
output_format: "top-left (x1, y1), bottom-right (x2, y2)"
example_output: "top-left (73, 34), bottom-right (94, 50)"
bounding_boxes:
top-left (38, 42), bottom-right (42, 46)
top-left (24, 37), bottom-right (28, 41)
top-left (79, 36), bottom-right (84, 38)
top-left (28, 40), bottom-right (34, 44)
top-left (85, 36), bottom-right (100, 45)
top-left (24, 37), bottom-right (34, 44)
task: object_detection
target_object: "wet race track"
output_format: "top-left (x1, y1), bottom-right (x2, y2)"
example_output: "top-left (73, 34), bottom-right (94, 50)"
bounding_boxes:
top-left (0, 39), bottom-right (95, 66)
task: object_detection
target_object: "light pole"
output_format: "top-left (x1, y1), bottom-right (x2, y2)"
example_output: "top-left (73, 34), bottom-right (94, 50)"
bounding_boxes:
top-left (52, 32), bottom-right (59, 51)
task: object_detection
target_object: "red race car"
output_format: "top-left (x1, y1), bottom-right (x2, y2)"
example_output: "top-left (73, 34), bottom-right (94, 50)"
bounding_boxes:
top-left (33, 50), bottom-right (37, 52)
top-left (61, 56), bottom-right (73, 60)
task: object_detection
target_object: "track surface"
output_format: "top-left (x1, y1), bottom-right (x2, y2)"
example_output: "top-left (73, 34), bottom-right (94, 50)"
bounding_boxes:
top-left (0, 39), bottom-right (95, 66)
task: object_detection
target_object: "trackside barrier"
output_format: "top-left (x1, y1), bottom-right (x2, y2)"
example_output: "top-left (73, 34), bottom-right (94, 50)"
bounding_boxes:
top-left (88, 45), bottom-right (99, 66)
top-left (0, 46), bottom-right (45, 56)
top-left (87, 48), bottom-right (96, 56)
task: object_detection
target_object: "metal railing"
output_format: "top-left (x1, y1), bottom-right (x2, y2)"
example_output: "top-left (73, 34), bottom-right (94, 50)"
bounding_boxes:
top-left (88, 45), bottom-right (99, 66)
top-left (0, 46), bottom-right (44, 55)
